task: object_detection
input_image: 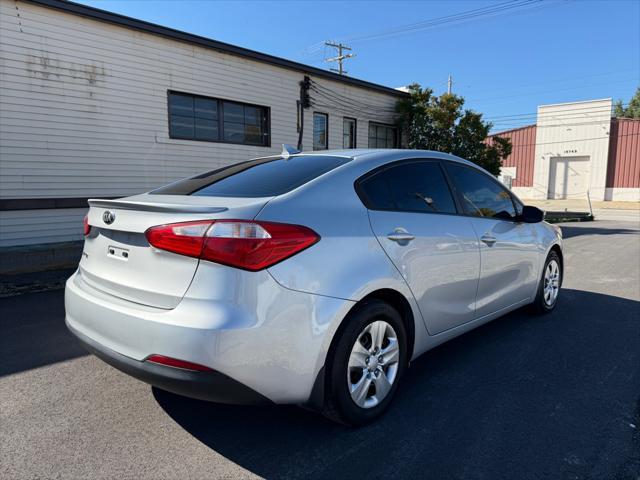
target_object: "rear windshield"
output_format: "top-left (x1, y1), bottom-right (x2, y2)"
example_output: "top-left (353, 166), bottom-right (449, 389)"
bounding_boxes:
top-left (151, 155), bottom-right (350, 197)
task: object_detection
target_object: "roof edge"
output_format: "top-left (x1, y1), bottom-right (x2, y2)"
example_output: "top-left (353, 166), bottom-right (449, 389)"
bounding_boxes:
top-left (612, 116), bottom-right (640, 122)
top-left (26, 0), bottom-right (408, 98)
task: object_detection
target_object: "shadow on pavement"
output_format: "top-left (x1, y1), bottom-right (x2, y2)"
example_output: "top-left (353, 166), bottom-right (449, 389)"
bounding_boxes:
top-left (0, 289), bottom-right (88, 377)
top-left (560, 225), bottom-right (639, 239)
top-left (154, 289), bottom-right (640, 480)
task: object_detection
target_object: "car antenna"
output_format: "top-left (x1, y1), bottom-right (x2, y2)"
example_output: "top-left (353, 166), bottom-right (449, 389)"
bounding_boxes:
top-left (281, 144), bottom-right (300, 160)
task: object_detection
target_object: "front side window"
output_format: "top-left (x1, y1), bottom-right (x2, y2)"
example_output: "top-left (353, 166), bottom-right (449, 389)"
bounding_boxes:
top-left (343, 117), bottom-right (356, 148)
top-left (368, 123), bottom-right (398, 148)
top-left (313, 112), bottom-right (328, 150)
top-left (168, 92), bottom-right (269, 146)
top-left (358, 161), bottom-right (457, 214)
top-left (151, 155), bottom-right (350, 198)
top-left (445, 163), bottom-right (517, 220)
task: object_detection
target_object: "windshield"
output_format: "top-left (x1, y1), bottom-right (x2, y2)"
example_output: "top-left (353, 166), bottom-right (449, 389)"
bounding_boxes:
top-left (151, 155), bottom-right (350, 197)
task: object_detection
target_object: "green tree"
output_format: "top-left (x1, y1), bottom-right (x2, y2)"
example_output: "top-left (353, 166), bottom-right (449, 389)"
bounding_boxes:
top-left (396, 84), bottom-right (511, 176)
top-left (614, 87), bottom-right (640, 118)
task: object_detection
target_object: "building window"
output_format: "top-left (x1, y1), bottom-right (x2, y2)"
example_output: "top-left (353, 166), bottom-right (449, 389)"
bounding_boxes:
top-left (368, 122), bottom-right (398, 148)
top-left (343, 117), bottom-right (357, 149)
top-left (313, 112), bottom-right (328, 150)
top-left (168, 91), bottom-right (269, 146)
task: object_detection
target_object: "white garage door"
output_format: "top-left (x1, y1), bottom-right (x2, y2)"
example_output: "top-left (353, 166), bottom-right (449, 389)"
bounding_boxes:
top-left (548, 156), bottom-right (590, 199)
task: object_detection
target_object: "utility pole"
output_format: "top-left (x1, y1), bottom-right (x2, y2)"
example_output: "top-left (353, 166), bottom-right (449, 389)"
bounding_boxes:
top-left (325, 41), bottom-right (354, 75)
top-left (447, 75), bottom-right (453, 94)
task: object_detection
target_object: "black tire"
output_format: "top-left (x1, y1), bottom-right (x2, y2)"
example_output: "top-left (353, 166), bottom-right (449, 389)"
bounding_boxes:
top-left (532, 250), bottom-right (562, 314)
top-left (322, 300), bottom-right (408, 426)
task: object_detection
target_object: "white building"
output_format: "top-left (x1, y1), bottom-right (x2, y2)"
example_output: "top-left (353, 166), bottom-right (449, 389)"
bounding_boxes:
top-left (0, 0), bottom-right (405, 250)
top-left (490, 98), bottom-right (640, 202)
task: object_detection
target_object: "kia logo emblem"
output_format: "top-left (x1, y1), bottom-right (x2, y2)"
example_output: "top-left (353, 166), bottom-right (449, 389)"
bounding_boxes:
top-left (102, 210), bottom-right (116, 225)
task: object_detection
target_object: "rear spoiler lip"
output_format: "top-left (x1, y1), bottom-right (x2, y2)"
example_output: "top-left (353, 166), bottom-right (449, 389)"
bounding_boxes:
top-left (88, 198), bottom-right (228, 214)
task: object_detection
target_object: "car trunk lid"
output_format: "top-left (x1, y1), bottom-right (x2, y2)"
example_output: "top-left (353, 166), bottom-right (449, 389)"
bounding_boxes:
top-left (80, 194), bottom-right (271, 309)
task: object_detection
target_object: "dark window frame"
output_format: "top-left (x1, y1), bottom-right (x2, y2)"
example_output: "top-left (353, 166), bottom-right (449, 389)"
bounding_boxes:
top-left (368, 121), bottom-right (398, 149)
top-left (343, 117), bottom-right (357, 149)
top-left (313, 111), bottom-right (329, 150)
top-left (354, 158), bottom-right (460, 216)
top-left (167, 90), bottom-right (271, 147)
top-left (441, 160), bottom-right (523, 222)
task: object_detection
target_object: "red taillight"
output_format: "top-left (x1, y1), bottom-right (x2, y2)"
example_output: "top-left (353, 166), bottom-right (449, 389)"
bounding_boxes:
top-left (145, 220), bottom-right (319, 271)
top-left (144, 221), bottom-right (212, 258)
top-left (83, 214), bottom-right (91, 236)
top-left (145, 354), bottom-right (213, 372)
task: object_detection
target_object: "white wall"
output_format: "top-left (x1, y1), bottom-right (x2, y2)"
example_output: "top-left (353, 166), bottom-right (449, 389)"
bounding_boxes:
top-left (0, 0), bottom-right (400, 246)
top-left (605, 188), bottom-right (640, 202)
top-left (529, 98), bottom-right (612, 201)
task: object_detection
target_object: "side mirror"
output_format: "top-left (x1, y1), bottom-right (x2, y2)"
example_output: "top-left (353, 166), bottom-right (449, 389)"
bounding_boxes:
top-left (521, 205), bottom-right (544, 223)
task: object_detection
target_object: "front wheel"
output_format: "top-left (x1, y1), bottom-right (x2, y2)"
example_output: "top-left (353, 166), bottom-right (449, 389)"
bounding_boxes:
top-left (532, 250), bottom-right (562, 313)
top-left (322, 300), bottom-right (407, 426)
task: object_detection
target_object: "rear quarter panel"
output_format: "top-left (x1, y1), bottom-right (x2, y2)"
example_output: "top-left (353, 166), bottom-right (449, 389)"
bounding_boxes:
top-left (257, 159), bottom-right (430, 359)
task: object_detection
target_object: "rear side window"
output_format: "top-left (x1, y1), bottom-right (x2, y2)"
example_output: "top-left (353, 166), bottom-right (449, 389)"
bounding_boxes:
top-left (151, 155), bottom-right (350, 197)
top-left (358, 161), bottom-right (457, 214)
top-left (445, 163), bottom-right (517, 220)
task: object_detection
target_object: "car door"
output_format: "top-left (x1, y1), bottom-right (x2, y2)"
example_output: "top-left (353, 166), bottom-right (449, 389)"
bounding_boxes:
top-left (358, 159), bottom-right (480, 335)
top-left (443, 162), bottom-right (540, 318)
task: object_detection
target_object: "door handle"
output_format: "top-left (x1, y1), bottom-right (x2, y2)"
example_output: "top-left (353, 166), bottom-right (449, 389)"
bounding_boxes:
top-left (387, 228), bottom-right (415, 243)
top-left (480, 235), bottom-right (497, 246)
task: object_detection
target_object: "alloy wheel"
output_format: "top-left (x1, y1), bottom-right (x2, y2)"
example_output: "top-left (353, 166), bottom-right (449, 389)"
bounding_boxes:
top-left (347, 320), bottom-right (400, 409)
top-left (543, 259), bottom-right (560, 306)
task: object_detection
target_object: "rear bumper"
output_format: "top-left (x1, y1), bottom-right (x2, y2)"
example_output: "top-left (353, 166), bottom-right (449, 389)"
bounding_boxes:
top-left (67, 321), bottom-right (272, 405)
top-left (65, 266), bottom-right (353, 404)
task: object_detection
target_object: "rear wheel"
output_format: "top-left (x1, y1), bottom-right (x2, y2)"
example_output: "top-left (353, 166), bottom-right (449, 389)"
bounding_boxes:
top-left (532, 250), bottom-right (562, 313)
top-left (322, 300), bottom-right (407, 426)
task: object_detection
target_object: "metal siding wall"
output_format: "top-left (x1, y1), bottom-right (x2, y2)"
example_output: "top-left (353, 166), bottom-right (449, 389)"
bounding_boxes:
top-left (0, 0), bottom-right (400, 246)
top-left (608, 118), bottom-right (640, 188)
top-left (488, 125), bottom-right (536, 187)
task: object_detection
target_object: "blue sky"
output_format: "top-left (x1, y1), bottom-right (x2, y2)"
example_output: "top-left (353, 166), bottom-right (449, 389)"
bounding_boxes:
top-left (77, 0), bottom-right (639, 132)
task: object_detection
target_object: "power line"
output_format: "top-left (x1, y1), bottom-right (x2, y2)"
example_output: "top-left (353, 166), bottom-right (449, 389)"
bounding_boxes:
top-left (341, 0), bottom-right (543, 44)
top-left (311, 103), bottom-right (394, 122)
top-left (486, 104), bottom-right (625, 121)
top-left (309, 95), bottom-right (396, 118)
top-left (309, 88), bottom-right (397, 114)
top-left (486, 104), bottom-right (632, 131)
top-left (491, 131), bottom-right (639, 149)
top-left (468, 77), bottom-right (638, 104)
top-left (494, 120), bottom-right (616, 129)
top-left (310, 95), bottom-right (397, 119)
top-left (308, 78), bottom-right (633, 135)
top-left (301, 0), bottom-right (558, 55)
top-left (309, 80), bottom-right (398, 113)
top-left (491, 114), bottom-right (618, 126)
top-left (459, 68), bottom-right (638, 97)
top-left (309, 87), bottom-right (397, 117)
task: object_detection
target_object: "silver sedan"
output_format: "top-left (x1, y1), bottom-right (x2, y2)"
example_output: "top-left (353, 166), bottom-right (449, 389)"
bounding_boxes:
top-left (65, 148), bottom-right (563, 425)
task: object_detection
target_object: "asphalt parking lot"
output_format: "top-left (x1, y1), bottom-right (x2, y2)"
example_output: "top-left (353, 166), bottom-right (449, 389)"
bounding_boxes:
top-left (1, 220), bottom-right (639, 480)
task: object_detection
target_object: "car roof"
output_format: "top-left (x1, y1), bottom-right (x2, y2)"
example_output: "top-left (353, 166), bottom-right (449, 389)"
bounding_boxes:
top-left (271, 149), bottom-right (480, 169)
top-left (256, 148), bottom-right (469, 162)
